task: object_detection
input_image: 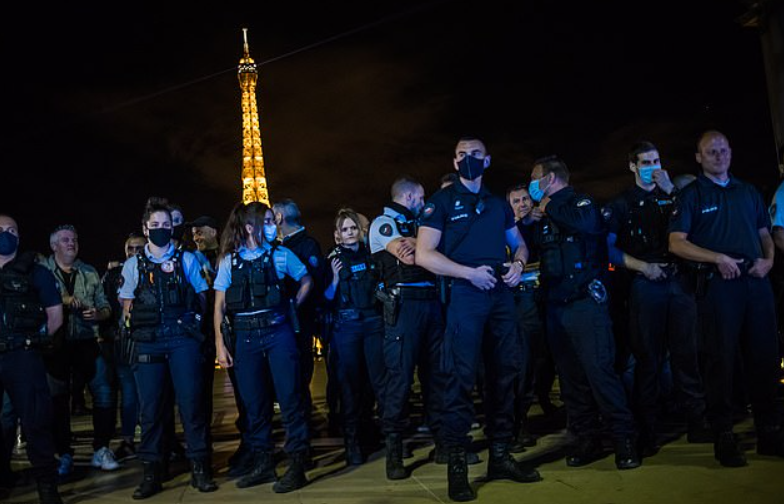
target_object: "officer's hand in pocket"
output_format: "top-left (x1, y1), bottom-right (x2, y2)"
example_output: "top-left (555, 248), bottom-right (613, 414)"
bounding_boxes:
top-left (467, 265), bottom-right (496, 291)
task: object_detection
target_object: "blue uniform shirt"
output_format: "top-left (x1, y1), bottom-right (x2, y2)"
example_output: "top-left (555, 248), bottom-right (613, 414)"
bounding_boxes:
top-left (419, 180), bottom-right (515, 268)
top-left (669, 173), bottom-right (770, 261)
top-left (118, 243), bottom-right (208, 299)
top-left (213, 243), bottom-right (307, 292)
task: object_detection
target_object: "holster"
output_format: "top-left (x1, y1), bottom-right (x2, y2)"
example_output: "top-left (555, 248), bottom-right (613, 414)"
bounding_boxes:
top-left (375, 289), bottom-right (399, 327)
top-left (289, 298), bottom-right (301, 334)
top-left (684, 262), bottom-right (714, 298)
top-left (117, 326), bottom-right (137, 366)
top-left (220, 318), bottom-right (235, 356)
top-left (436, 276), bottom-right (452, 306)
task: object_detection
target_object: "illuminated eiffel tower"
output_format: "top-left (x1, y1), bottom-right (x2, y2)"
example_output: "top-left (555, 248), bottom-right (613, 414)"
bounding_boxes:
top-left (238, 28), bottom-right (269, 205)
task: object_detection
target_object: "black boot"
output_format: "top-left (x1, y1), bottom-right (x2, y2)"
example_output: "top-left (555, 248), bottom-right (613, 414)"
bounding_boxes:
top-left (509, 421), bottom-right (536, 453)
top-left (614, 436), bottom-right (641, 470)
top-left (447, 447), bottom-right (475, 502)
top-left (273, 451), bottom-right (308, 493)
top-left (486, 442), bottom-right (541, 482)
top-left (385, 433), bottom-right (407, 480)
top-left (36, 473), bottom-right (63, 504)
top-left (236, 451), bottom-right (276, 488)
top-left (132, 461), bottom-right (162, 500)
top-left (227, 441), bottom-right (255, 477)
top-left (714, 431), bottom-right (747, 467)
top-left (345, 430), bottom-right (364, 466)
top-left (190, 457), bottom-right (218, 493)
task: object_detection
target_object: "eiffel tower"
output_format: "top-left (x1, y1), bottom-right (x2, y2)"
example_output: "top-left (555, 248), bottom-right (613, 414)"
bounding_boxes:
top-left (238, 28), bottom-right (269, 205)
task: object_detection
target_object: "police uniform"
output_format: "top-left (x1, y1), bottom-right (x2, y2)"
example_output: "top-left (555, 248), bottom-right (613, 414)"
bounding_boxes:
top-left (0, 251), bottom-right (59, 482)
top-left (215, 243), bottom-right (310, 464)
top-left (323, 241), bottom-right (385, 463)
top-left (670, 174), bottom-right (783, 455)
top-left (534, 186), bottom-right (638, 468)
top-left (606, 185), bottom-right (706, 448)
top-left (118, 243), bottom-right (211, 467)
top-left (419, 181), bottom-right (521, 451)
top-left (369, 202), bottom-right (446, 477)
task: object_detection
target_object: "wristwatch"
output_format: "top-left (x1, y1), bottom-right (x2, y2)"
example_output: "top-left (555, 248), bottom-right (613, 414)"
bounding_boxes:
top-left (513, 259), bottom-right (525, 271)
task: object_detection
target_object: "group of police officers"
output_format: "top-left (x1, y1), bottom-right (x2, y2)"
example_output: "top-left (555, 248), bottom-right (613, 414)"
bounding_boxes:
top-left (1, 129), bottom-right (783, 503)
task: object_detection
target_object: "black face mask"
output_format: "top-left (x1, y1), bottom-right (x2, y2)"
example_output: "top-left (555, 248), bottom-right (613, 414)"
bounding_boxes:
top-left (148, 228), bottom-right (173, 247)
top-left (0, 231), bottom-right (19, 255)
top-left (457, 155), bottom-right (487, 180)
top-left (171, 224), bottom-right (185, 241)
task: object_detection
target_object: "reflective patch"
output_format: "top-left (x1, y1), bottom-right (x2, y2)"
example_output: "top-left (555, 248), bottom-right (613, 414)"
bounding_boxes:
top-left (308, 256), bottom-right (319, 267)
top-left (379, 223), bottom-right (393, 237)
top-left (422, 203), bottom-right (436, 217)
top-left (161, 261), bottom-right (175, 273)
top-left (576, 199), bottom-right (592, 207)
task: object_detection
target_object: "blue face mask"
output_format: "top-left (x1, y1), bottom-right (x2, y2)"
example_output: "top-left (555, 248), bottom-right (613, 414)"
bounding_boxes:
top-left (0, 231), bottom-right (19, 256)
top-left (639, 164), bottom-right (660, 185)
top-left (263, 224), bottom-right (278, 243)
top-left (528, 179), bottom-right (545, 202)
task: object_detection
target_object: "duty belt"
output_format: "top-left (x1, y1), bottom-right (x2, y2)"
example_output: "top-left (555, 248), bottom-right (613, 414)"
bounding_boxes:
top-left (232, 311), bottom-right (287, 331)
top-left (390, 286), bottom-right (437, 300)
top-left (0, 338), bottom-right (28, 353)
top-left (336, 308), bottom-right (379, 322)
top-left (514, 281), bottom-right (539, 294)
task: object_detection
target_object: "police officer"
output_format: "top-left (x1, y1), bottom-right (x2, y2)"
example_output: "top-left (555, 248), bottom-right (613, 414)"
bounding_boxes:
top-left (417, 136), bottom-right (540, 502)
top-left (324, 207), bottom-right (386, 466)
top-left (528, 155), bottom-right (640, 470)
top-left (605, 141), bottom-right (709, 456)
top-left (0, 214), bottom-right (64, 504)
top-left (669, 130), bottom-right (784, 466)
top-left (368, 176), bottom-right (447, 480)
top-left (214, 201), bottom-right (313, 493)
top-left (119, 197), bottom-right (217, 499)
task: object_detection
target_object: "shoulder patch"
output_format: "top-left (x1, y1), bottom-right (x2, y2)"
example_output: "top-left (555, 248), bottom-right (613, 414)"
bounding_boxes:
top-left (576, 198), bottom-right (592, 207)
top-left (379, 223), bottom-right (393, 237)
top-left (308, 255), bottom-right (319, 268)
top-left (422, 203), bottom-right (436, 217)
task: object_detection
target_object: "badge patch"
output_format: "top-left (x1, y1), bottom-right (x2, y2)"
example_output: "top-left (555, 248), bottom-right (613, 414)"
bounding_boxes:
top-left (576, 199), bottom-right (592, 207)
top-left (308, 255), bottom-right (319, 267)
top-left (161, 261), bottom-right (175, 273)
top-left (422, 203), bottom-right (435, 217)
top-left (379, 223), bottom-right (393, 237)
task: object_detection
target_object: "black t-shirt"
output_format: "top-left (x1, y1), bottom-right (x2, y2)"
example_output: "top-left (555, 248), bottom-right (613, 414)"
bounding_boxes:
top-left (516, 219), bottom-right (539, 264)
top-left (669, 174), bottom-right (769, 261)
top-left (606, 185), bottom-right (677, 263)
top-left (419, 180), bottom-right (515, 268)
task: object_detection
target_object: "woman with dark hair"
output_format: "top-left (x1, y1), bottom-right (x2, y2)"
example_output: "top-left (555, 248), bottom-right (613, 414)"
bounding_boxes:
top-left (324, 207), bottom-right (386, 465)
top-left (118, 197), bottom-right (217, 499)
top-left (213, 201), bottom-right (313, 493)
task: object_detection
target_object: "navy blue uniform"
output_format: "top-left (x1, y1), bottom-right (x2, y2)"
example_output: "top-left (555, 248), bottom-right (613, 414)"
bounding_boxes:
top-left (419, 181), bottom-right (521, 448)
top-left (0, 252), bottom-right (60, 479)
top-left (535, 187), bottom-right (636, 445)
top-left (669, 174), bottom-right (780, 435)
top-left (606, 185), bottom-right (705, 439)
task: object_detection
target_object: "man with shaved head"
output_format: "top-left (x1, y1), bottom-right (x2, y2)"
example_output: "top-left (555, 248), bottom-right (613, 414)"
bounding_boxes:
top-left (669, 130), bottom-right (784, 467)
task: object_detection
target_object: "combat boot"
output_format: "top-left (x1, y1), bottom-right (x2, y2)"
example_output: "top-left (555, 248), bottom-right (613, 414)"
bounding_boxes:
top-left (345, 429), bottom-right (364, 466)
top-left (509, 421), bottom-right (536, 453)
top-left (189, 457), bottom-right (218, 492)
top-left (132, 461), bottom-right (162, 500)
top-left (447, 447), bottom-right (475, 502)
top-left (272, 451), bottom-right (308, 493)
top-left (35, 473), bottom-right (63, 504)
top-left (236, 450), bottom-right (277, 488)
top-left (714, 431), bottom-right (747, 467)
top-left (614, 436), bottom-right (641, 470)
top-left (385, 433), bottom-right (407, 480)
top-left (486, 442), bottom-right (541, 482)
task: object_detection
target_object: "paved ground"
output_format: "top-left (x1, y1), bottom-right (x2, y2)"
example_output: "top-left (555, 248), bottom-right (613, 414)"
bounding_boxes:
top-left (3, 360), bottom-right (783, 503)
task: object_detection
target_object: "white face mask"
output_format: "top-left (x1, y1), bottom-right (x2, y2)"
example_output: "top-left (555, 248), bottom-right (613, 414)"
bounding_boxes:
top-left (263, 224), bottom-right (278, 243)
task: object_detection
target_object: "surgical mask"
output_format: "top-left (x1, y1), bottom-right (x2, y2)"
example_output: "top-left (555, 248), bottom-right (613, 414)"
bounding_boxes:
top-left (639, 164), bottom-right (660, 185)
top-left (528, 179), bottom-right (545, 203)
top-left (0, 231), bottom-right (19, 255)
top-left (263, 224), bottom-right (278, 243)
top-left (457, 155), bottom-right (488, 181)
top-left (148, 228), bottom-right (173, 247)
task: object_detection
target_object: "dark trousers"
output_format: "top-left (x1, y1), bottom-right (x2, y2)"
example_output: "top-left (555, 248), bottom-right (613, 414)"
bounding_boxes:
top-left (628, 273), bottom-right (705, 430)
top-left (133, 335), bottom-right (208, 462)
top-left (331, 315), bottom-right (386, 433)
top-left (697, 274), bottom-right (781, 433)
top-left (0, 349), bottom-right (57, 478)
top-left (381, 297), bottom-right (446, 435)
top-left (296, 317), bottom-right (317, 422)
top-left (547, 297), bottom-right (635, 440)
top-left (441, 282), bottom-right (520, 448)
top-left (513, 289), bottom-right (555, 422)
top-left (233, 323), bottom-right (309, 454)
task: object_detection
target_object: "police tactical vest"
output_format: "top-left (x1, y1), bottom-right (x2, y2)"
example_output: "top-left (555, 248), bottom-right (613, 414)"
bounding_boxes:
top-left (536, 215), bottom-right (605, 300)
top-left (616, 189), bottom-right (674, 261)
top-left (130, 249), bottom-right (196, 330)
top-left (375, 211), bottom-right (435, 287)
top-left (224, 249), bottom-right (284, 315)
top-left (0, 252), bottom-right (48, 341)
top-left (329, 246), bottom-right (379, 310)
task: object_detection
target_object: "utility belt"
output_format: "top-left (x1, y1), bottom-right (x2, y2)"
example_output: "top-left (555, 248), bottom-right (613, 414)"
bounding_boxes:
top-left (131, 315), bottom-right (203, 343)
top-left (548, 278), bottom-right (607, 306)
top-left (389, 285), bottom-right (438, 301)
top-left (514, 270), bottom-right (540, 294)
top-left (0, 335), bottom-right (38, 353)
top-left (636, 262), bottom-right (679, 278)
top-left (335, 307), bottom-right (379, 323)
top-left (231, 309), bottom-right (287, 331)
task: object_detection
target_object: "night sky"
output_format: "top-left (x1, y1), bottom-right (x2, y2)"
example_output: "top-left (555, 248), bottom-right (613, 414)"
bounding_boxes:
top-left (2, 0), bottom-right (779, 270)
